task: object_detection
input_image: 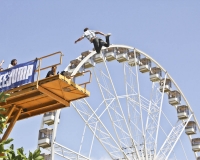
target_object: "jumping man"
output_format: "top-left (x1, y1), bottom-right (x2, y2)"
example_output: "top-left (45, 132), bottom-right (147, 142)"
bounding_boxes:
top-left (74, 28), bottom-right (111, 54)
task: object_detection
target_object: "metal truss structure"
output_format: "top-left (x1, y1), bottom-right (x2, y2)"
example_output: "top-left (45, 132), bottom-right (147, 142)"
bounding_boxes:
top-left (38, 44), bottom-right (200, 160)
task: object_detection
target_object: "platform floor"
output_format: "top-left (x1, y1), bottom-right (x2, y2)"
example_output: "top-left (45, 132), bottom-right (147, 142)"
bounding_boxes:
top-left (0, 74), bottom-right (90, 122)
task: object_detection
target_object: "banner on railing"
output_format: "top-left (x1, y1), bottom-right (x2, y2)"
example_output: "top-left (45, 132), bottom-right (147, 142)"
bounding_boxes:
top-left (0, 59), bottom-right (38, 92)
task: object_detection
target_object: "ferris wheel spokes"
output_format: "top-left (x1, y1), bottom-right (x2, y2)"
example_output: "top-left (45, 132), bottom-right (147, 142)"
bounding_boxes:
top-left (145, 73), bottom-right (168, 158)
top-left (156, 115), bottom-right (192, 160)
top-left (123, 63), bottom-right (146, 159)
top-left (93, 61), bottom-right (141, 159)
top-left (71, 99), bottom-right (127, 159)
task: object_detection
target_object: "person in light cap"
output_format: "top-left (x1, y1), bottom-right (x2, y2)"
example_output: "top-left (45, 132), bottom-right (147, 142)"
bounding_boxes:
top-left (75, 28), bottom-right (111, 54)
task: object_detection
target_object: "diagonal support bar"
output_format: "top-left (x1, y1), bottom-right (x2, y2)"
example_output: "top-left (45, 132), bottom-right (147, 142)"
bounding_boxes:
top-left (38, 86), bottom-right (70, 106)
top-left (1, 107), bottom-right (22, 142)
top-left (5, 105), bottom-right (16, 124)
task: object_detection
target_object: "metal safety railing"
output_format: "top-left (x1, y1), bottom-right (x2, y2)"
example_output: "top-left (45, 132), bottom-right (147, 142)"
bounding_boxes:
top-left (35, 51), bottom-right (63, 88)
top-left (76, 70), bottom-right (92, 90)
top-left (35, 51), bottom-right (92, 90)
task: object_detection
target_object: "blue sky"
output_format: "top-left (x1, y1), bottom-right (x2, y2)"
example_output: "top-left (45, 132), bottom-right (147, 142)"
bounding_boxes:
top-left (1, 1), bottom-right (200, 159)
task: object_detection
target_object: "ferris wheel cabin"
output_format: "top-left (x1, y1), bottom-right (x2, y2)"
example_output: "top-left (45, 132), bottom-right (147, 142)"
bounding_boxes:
top-left (139, 57), bottom-right (151, 73)
top-left (168, 90), bottom-right (181, 105)
top-left (128, 50), bottom-right (140, 66)
top-left (192, 138), bottom-right (200, 152)
top-left (38, 128), bottom-right (53, 148)
top-left (81, 50), bottom-right (95, 68)
top-left (116, 47), bottom-right (129, 62)
top-left (93, 52), bottom-right (105, 63)
top-left (159, 78), bottom-right (171, 92)
top-left (40, 154), bottom-right (51, 160)
top-left (185, 121), bottom-right (197, 135)
top-left (68, 59), bottom-right (84, 77)
top-left (104, 47), bottom-right (117, 61)
top-left (43, 111), bottom-right (60, 126)
top-left (177, 105), bottom-right (189, 119)
top-left (149, 67), bottom-right (162, 82)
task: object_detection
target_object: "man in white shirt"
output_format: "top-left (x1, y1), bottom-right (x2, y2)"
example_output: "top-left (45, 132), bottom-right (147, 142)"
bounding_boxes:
top-left (8, 59), bottom-right (17, 68)
top-left (75, 28), bottom-right (111, 54)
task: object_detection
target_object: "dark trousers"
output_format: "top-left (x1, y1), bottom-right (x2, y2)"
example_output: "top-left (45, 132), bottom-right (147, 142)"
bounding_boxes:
top-left (92, 36), bottom-right (110, 54)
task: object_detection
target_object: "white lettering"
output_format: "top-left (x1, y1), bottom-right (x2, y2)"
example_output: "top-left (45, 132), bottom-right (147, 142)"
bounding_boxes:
top-left (12, 68), bottom-right (18, 83)
top-left (0, 63), bottom-right (35, 90)
top-left (17, 66), bottom-right (27, 82)
top-left (26, 65), bottom-right (33, 79)
top-left (0, 75), bottom-right (3, 88)
top-left (21, 66), bottom-right (27, 80)
top-left (6, 72), bottom-right (12, 87)
top-left (2, 73), bottom-right (8, 87)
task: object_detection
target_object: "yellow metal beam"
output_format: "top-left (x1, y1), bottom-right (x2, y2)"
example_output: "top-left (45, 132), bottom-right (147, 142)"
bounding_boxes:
top-left (0, 91), bottom-right (42, 108)
top-left (38, 86), bottom-right (70, 106)
top-left (5, 105), bottom-right (16, 124)
top-left (1, 108), bottom-right (22, 142)
top-left (17, 103), bottom-right (65, 121)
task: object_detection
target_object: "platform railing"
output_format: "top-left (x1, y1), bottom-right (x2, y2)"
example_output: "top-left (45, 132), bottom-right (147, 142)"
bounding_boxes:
top-left (35, 51), bottom-right (63, 88)
top-left (35, 51), bottom-right (91, 90)
top-left (76, 70), bottom-right (92, 90)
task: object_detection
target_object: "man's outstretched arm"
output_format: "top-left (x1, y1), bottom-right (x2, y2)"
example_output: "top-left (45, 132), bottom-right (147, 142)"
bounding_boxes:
top-left (75, 36), bottom-right (84, 44)
top-left (95, 31), bottom-right (106, 36)
top-left (0, 60), bottom-right (4, 67)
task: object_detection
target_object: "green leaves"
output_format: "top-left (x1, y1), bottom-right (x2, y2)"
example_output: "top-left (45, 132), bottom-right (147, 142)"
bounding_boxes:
top-left (0, 101), bottom-right (8, 134)
top-left (0, 139), bottom-right (13, 146)
top-left (0, 92), bottom-right (44, 160)
top-left (0, 93), bottom-right (10, 103)
top-left (28, 149), bottom-right (44, 160)
top-left (0, 144), bottom-right (44, 160)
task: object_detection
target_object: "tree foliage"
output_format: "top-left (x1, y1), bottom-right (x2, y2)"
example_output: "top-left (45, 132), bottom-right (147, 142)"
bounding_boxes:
top-left (0, 92), bottom-right (44, 160)
top-left (0, 139), bottom-right (44, 160)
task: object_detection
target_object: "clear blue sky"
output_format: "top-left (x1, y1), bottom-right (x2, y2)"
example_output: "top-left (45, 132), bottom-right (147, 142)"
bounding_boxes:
top-left (1, 1), bottom-right (200, 159)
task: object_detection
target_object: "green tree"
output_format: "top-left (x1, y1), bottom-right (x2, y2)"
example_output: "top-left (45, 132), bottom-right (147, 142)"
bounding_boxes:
top-left (0, 92), bottom-right (44, 160)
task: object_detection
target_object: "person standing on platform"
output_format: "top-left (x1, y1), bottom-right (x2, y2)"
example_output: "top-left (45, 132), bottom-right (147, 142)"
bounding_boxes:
top-left (46, 66), bottom-right (57, 78)
top-left (8, 59), bottom-right (17, 68)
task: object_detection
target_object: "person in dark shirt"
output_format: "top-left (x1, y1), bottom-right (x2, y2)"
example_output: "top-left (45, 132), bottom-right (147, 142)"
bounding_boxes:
top-left (46, 66), bottom-right (57, 78)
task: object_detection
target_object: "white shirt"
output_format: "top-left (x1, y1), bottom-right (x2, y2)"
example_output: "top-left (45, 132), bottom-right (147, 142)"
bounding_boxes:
top-left (82, 30), bottom-right (96, 41)
top-left (8, 64), bottom-right (13, 68)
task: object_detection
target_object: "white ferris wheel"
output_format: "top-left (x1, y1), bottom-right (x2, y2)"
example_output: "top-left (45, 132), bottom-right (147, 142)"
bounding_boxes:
top-left (37, 44), bottom-right (200, 160)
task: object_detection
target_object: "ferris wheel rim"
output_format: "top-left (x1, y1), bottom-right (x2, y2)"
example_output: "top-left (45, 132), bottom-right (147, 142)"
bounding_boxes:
top-left (64, 44), bottom-right (194, 114)
top-left (42, 44), bottom-right (200, 159)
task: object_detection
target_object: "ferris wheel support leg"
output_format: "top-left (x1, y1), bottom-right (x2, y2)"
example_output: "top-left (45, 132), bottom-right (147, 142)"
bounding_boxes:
top-left (88, 122), bottom-right (98, 158)
top-left (38, 116), bottom-right (45, 149)
top-left (51, 109), bottom-right (61, 160)
top-left (78, 124), bottom-right (87, 159)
